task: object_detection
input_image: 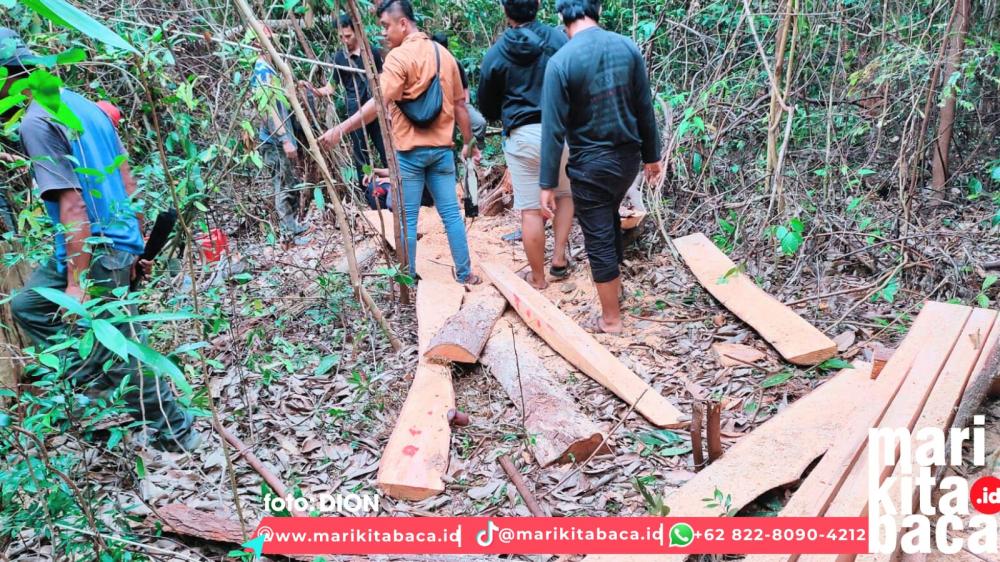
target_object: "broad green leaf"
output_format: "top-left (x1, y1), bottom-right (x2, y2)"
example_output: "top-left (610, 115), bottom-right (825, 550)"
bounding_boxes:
top-left (761, 371), bottom-right (795, 388)
top-left (789, 218), bottom-right (805, 233)
top-left (124, 339), bottom-right (192, 397)
top-left (103, 154), bottom-right (127, 175)
top-left (314, 354), bottom-right (339, 376)
top-left (691, 152), bottom-right (703, 175)
top-left (135, 455), bottom-right (145, 478)
top-left (92, 318), bottom-right (129, 360)
top-left (983, 275), bottom-right (999, 292)
top-left (657, 445), bottom-right (693, 457)
top-left (20, 0), bottom-right (138, 54)
top-left (991, 165), bottom-right (1000, 183)
top-left (33, 286), bottom-right (89, 318)
top-left (968, 177), bottom-right (983, 196)
top-left (38, 353), bottom-right (60, 369)
top-left (0, 93), bottom-right (26, 115)
top-left (873, 276), bottom-right (900, 304)
top-left (818, 358), bottom-right (853, 371)
top-left (857, 168), bottom-right (876, 176)
top-left (977, 293), bottom-right (990, 308)
top-left (775, 225), bottom-right (803, 256)
top-left (78, 329), bottom-right (94, 360)
top-left (115, 312), bottom-right (199, 323)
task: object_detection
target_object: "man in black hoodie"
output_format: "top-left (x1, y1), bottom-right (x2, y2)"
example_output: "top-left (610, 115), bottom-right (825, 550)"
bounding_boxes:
top-left (479, 0), bottom-right (573, 291)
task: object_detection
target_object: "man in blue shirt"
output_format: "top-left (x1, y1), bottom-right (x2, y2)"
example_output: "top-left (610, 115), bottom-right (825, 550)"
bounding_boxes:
top-left (0, 28), bottom-right (200, 451)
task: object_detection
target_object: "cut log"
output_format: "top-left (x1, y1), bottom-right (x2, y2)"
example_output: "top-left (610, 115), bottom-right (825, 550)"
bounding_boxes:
top-left (674, 233), bottom-right (836, 365)
top-left (376, 279), bottom-right (463, 500)
top-left (580, 362), bottom-right (876, 562)
top-left (425, 287), bottom-right (507, 363)
top-left (153, 504), bottom-right (245, 544)
top-left (712, 342), bottom-right (766, 367)
top-left (481, 261), bottom-right (685, 428)
top-left (865, 310), bottom-right (1000, 562)
top-left (741, 302), bottom-right (973, 562)
top-left (481, 316), bottom-right (608, 466)
top-left (620, 209), bottom-right (647, 231)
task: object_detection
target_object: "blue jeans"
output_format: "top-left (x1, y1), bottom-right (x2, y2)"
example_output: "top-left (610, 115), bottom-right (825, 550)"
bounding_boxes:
top-left (397, 147), bottom-right (473, 282)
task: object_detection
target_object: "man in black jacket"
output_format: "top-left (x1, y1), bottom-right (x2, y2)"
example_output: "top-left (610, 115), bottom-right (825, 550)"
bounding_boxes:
top-left (539, 0), bottom-right (663, 334)
top-left (303, 14), bottom-right (387, 190)
top-left (479, 0), bottom-right (573, 291)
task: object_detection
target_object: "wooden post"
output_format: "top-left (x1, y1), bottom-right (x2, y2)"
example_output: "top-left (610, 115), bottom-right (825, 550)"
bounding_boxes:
top-left (233, 0), bottom-right (402, 351)
top-left (343, 0), bottom-right (411, 305)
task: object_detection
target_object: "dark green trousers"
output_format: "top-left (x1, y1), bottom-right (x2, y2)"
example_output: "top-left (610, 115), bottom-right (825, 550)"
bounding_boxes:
top-left (10, 249), bottom-right (191, 443)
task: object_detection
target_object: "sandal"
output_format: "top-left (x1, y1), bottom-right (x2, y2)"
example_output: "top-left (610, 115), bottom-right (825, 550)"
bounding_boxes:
top-left (462, 273), bottom-right (483, 286)
top-left (549, 262), bottom-right (571, 279)
top-left (581, 313), bottom-right (623, 335)
top-left (517, 269), bottom-right (548, 290)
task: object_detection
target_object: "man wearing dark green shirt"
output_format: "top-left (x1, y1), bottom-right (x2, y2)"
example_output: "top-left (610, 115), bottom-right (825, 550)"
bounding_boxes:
top-left (539, 0), bottom-right (662, 334)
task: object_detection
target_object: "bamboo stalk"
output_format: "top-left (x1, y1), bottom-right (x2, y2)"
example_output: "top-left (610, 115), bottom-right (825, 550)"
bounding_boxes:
top-left (233, 0), bottom-right (402, 351)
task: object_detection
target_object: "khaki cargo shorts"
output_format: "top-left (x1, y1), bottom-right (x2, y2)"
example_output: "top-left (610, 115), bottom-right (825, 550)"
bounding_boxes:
top-left (503, 123), bottom-right (571, 211)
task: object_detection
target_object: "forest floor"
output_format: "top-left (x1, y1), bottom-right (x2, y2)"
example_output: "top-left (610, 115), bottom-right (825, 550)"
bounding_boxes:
top-left (22, 194), bottom-right (1000, 562)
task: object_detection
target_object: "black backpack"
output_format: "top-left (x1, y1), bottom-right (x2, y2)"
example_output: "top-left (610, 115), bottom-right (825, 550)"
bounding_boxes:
top-left (396, 43), bottom-right (443, 127)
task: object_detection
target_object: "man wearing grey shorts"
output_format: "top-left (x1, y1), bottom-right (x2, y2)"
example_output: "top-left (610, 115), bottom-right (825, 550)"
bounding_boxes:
top-left (479, 0), bottom-right (573, 290)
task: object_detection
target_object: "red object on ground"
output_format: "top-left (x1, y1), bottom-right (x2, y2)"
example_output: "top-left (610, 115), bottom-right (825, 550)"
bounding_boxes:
top-left (195, 229), bottom-right (228, 263)
top-left (96, 101), bottom-right (122, 127)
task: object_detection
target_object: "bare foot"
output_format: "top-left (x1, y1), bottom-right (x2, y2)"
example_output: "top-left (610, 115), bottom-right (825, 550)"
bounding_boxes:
top-left (518, 269), bottom-right (548, 290)
top-left (598, 316), bottom-right (624, 335)
top-left (583, 313), bottom-right (623, 335)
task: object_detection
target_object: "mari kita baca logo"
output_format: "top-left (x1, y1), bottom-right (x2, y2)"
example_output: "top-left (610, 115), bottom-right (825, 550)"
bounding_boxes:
top-left (869, 416), bottom-right (1000, 556)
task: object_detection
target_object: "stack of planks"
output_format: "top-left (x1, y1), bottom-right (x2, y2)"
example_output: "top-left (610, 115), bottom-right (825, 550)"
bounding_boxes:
top-left (583, 300), bottom-right (1000, 562)
top-left (365, 211), bottom-right (685, 499)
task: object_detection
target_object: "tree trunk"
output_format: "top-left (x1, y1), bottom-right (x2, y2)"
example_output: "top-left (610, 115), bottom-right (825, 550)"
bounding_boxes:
top-left (930, 0), bottom-right (971, 196)
top-left (0, 244), bottom-right (30, 393)
top-left (481, 317), bottom-right (609, 467)
top-left (425, 288), bottom-right (506, 363)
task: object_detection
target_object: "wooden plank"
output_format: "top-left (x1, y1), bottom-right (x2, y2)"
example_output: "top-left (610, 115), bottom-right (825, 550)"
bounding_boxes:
top-left (481, 316), bottom-right (609, 466)
top-left (673, 233), bottom-right (836, 365)
top-left (376, 279), bottom-right (463, 500)
top-left (774, 304), bottom-right (971, 562)
top-left (481, 261), bottom-right (685, 428)
top-left (426, 287), bottom-right (507, 363)
top-left (742, 301), bottom-right (972, 562)
top-left (864, 309), bottom-right (998, 562)
top-left (579, 363), bottom-right (876, 562)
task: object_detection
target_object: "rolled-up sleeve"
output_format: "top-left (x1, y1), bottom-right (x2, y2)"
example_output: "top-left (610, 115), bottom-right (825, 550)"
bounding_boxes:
top-left (20, 114), bottom-right (82, 201)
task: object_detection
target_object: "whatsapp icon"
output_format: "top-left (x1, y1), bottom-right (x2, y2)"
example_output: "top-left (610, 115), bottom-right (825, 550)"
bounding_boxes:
top-left (668, 522), bottom-right (695, 547)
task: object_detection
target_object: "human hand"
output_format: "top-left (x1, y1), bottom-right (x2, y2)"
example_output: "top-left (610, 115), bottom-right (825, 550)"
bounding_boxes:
top-left (283, 140), bottom-right (299, 160)
top-left (539, 189), bottom-right (557, 220)
top-left (131, 258), bottom-right (153, 281)
top-left (462, 143), bottom-right (482, 165)
top-left (643, 161), bottom-right (663, 184)
top-left (318, 126), bottom-right (343, 150)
